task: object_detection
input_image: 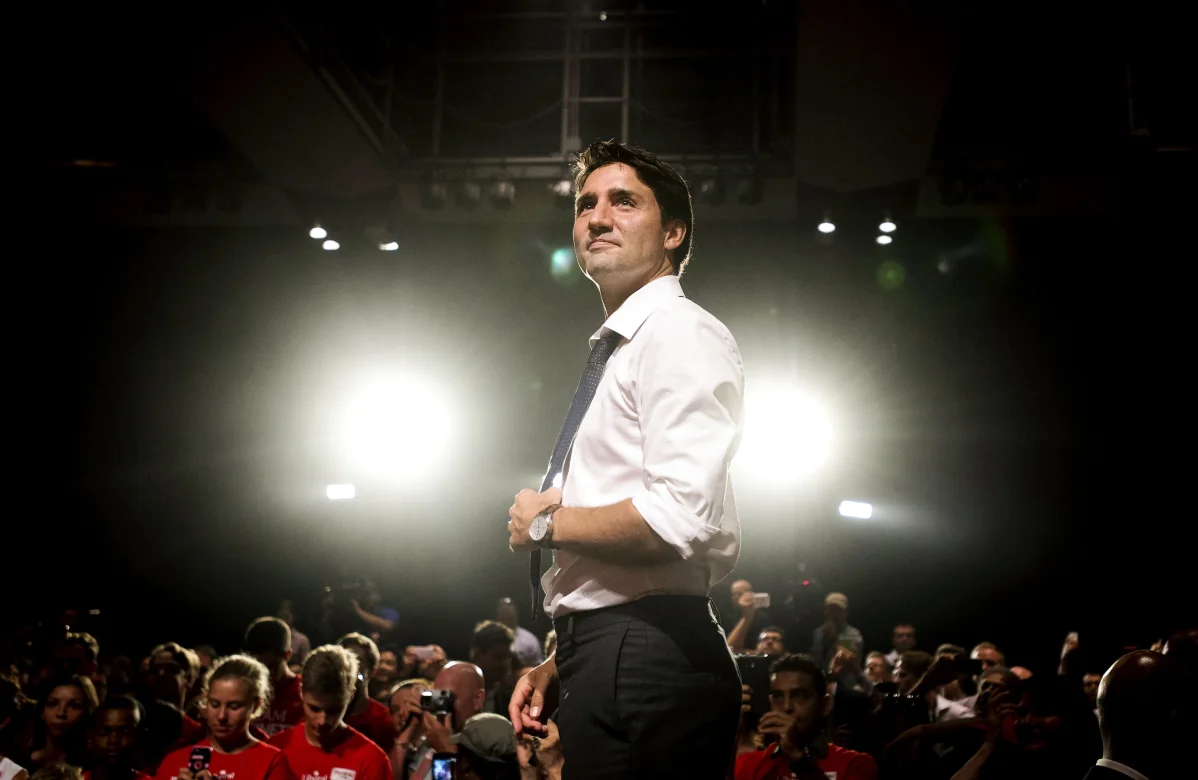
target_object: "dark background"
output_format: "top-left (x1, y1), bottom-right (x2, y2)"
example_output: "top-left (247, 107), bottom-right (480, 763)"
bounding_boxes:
top-left (9, 2), bottom-right (1194, 672)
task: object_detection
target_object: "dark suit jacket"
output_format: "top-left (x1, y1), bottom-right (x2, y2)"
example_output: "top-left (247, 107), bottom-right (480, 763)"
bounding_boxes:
top-left (1083, 764), bottom-right (1143, 780)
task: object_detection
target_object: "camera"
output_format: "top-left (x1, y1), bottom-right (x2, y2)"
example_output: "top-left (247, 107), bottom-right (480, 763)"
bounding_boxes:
top-left (421, 689), bottom-right (456, 715)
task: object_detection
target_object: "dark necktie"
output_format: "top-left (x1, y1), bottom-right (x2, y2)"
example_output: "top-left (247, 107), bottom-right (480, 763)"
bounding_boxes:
top-left (529, 329), bottom-right (623, 622)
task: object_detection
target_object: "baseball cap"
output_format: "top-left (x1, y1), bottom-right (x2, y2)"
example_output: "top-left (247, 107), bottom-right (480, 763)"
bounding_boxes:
top-left (451, 713), bottom-right (517, 764)
top-left (824, 592), bottom-right (849, 610)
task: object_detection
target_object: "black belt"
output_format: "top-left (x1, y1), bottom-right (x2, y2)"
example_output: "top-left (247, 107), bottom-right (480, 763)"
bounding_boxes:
top-left (553, 594), bottom-right (715, 639)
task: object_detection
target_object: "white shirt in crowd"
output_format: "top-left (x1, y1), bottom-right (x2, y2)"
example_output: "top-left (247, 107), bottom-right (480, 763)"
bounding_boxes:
top-left (543, 275), bottom-right (745, 618)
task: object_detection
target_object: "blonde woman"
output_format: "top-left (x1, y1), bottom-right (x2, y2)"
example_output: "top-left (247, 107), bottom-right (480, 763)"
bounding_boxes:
top-left (153, 656), bottom-right (291, 780)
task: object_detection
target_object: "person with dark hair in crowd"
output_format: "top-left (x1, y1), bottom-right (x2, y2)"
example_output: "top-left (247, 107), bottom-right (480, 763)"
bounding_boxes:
top-left (495, 600), bottom-right (542, 669)
top-left (244, 618), bottom-right (303, 738)
top-left (368, 649), bottom-right (401, 704)
top-left (1, 678), bottom-right (30, 780)
top-left (450, 714), bottom-right (519, 780)
top-left (84, 696), bottom-right (148, 780)
top-left (47, 637), bottom-right (101, 699)
top-left (142, 643), bottom-right (205, 756)
top-left (153, 656), bottom-right (291, 780)
top-left (884, 625), bottom-right (918, 668)
top-left (269, 646), bottom-right (389, 780)
top-left (507, 139), bottom-right (744, 779)
top-left (276, 603), bottom-right (311, 669)
top-left (894, 651), bottom-right (972, 723)
top-left (336, 636), bottom-right (398, 754)
top-left (755, 627), bottom-right (786, 657)
top-left (14, 675), bottom-right (99, 771)
top-left (468, 624), bottom-right (513, 717)
top-left (1085, 650), bottom-right (1193, 780)
top-left (735, 654), bottom-right (876, 779)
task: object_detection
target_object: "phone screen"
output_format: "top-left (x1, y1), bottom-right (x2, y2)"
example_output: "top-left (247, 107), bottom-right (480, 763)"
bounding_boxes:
top-left (431, 753), bottom-right (456, 780)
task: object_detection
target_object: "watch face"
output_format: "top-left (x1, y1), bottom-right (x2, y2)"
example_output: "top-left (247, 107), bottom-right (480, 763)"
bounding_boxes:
top-left (529, 513), bottom-right (547, 541)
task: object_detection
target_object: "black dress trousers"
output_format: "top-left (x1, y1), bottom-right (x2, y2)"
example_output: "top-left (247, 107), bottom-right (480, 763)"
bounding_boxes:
top-left (553, 595), bottom-right (742, 779)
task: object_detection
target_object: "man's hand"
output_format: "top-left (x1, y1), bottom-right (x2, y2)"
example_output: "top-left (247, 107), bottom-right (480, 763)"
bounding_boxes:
top-left (736, 589), bottom-right (757, 617)
top-left (508, 487), bottom-right (562, 552)
top-left (421, 711), bottom-right (455, 754)
top-left (757, 711), bottom-right (801, 754)
top-left (510, 655), bottom-right (557, 737)
top-left (536, 720), bottom-right (564, 773)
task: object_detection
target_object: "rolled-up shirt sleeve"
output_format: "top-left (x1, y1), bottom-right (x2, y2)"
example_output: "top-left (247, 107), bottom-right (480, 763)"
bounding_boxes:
top-left (629, 308), bottom-right (744, 560)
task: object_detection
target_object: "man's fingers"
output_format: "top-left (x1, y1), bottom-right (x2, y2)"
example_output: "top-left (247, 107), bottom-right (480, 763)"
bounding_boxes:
top-left (509, 682), bottom-right (531, 734)
top-left (529, 684), bottom-right (545, 719)
top-left (543, 486), bottom-right (562, 505)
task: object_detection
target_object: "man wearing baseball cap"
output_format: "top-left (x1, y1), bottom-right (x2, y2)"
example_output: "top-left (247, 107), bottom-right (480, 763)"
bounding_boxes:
top-left (451, 713), bottom-right (520, 780)
top-left (810, 592), bottom-right (864, 674)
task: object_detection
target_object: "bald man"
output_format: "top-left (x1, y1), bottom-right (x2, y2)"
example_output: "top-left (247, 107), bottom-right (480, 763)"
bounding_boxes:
top-left (433, 661), bottom-right (486, 733)
top-left (1087, 650), bottom-right (1194, 780)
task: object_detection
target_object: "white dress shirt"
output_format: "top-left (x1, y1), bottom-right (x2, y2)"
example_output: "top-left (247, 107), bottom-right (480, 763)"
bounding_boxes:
top-left (1095, 759), bottom-right (1151, 780)
top-left (543, 275), bottom-right (744, 617)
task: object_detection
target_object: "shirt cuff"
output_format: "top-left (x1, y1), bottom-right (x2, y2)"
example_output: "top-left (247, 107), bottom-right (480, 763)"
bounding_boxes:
top-left (631, 489), bottom-right (721, 561)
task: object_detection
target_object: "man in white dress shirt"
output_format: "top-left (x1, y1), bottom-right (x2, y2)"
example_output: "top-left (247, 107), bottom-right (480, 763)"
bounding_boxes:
top-left (506, 140), bottom-right (744, 778)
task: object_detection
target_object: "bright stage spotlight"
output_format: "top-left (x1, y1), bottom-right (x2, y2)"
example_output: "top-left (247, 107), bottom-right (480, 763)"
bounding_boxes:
top-left (326, 483), bottom-right (356, 500)
top-left (838, 500), bottom-right (873, 519)
top-left (335, 374), bottom-right (454, 482)
top-left (737, 383), bottom-right (832, 484)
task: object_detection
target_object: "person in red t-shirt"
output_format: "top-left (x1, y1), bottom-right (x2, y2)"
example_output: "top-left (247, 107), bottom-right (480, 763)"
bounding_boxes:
top-left (154, 655), bottom-right (294, 780)
top-left (84, 696), bottom-right (151, 780)
top-left (336, 635), bottom-right (399, 754)
top-left (269, 645), bottom-right (390, 780)
top-left (734, 654), bottom-right (877, 780)
top-left (245, 618), bottom-right (305, 739)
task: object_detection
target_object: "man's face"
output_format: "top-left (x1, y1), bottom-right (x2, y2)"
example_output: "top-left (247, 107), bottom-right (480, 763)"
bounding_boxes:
top-left (89, 708), bottom-right (139, 765)
top-left (730, 580), bottom-right (752, 600)
top-left (769, 671), bottom-right (825, 746)
top-left (148, 651), bottom-right (187, 704)
top-left (893, 660), bottom-right (919, 694)
top-left (302, 691), bottom-right (349, 742)
top-left (475, 646), bottom-right (513, 689)
top-left (756, 631), bottom-right (785, 656)
top-left (1082, 673), bottom-right (1101, 705)
top-left (973, 647), bottom-right (1001, 670)
top-left (573, 163), bottom-right (679, 285)
top-left (893, 626), bottom-right (916, 652)
top-left (865, 655), bottom-right (890, 683)
top-left (376, 651), bottom-right (399, 681)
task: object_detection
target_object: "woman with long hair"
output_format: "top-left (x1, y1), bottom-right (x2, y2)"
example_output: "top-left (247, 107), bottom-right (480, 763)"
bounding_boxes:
top-left (17, 675), bottom-right (98, 771)
top-left (153, 657), bottom-right (291, 780)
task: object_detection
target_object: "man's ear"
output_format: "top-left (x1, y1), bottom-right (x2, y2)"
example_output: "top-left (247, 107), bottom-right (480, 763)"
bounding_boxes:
top-left (663, 218), bottom-right (686, 253)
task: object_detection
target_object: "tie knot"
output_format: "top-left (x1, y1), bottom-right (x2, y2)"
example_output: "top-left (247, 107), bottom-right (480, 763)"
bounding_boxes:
top-left (588, 331), bottom-right (622, 364)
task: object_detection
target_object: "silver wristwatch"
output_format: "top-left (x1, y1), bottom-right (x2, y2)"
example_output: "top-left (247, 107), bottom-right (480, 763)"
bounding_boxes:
top-left (529, 510), bottom-right (554, 547)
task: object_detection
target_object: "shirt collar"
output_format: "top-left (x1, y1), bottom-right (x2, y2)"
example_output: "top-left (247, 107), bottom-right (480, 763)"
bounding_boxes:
top-left (1095, 758), bottom-right (1151, 780)
top-left (589, 275), bottom-right (684, 347)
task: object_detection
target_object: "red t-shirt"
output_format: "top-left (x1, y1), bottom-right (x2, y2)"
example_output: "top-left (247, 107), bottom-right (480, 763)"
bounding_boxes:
top-left (268, 724), bottom-right (390, 780)
top-left (735, 744), bottom-right (878, 780)
top-left (255, 675), bottom-right (306, 738)
top-left (155, 739), bottom-right (295, 780)
top-left (343, 700), bottom-right (398, 754)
